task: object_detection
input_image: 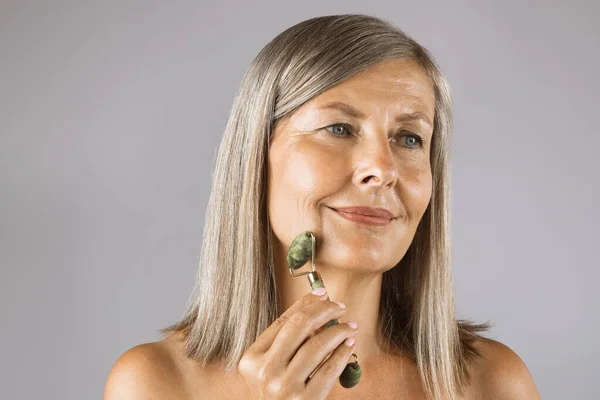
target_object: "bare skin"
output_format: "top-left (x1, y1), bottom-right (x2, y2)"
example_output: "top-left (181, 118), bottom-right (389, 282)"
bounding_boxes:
top-left (104, 331), bottom-right (540, 399)
top-left (104, 59), bottom-right (541, 399)
top-left (268, 58), bottom-right (435, 366)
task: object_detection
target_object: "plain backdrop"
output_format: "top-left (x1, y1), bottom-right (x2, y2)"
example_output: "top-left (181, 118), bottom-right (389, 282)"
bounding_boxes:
top-left (1, 1), bottom-right (598, 399)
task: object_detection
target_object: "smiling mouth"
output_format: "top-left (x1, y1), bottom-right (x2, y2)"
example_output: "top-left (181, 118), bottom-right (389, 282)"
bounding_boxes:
top-left (328, 207), bottom-right (395, 227)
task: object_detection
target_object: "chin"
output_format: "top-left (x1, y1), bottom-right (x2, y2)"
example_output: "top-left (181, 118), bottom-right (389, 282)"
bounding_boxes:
top-left (317, 246), bottom-right (390, 268)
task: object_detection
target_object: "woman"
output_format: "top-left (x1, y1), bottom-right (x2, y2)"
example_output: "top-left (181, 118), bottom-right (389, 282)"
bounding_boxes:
top-left (104, 14), bottom-right (541, 399)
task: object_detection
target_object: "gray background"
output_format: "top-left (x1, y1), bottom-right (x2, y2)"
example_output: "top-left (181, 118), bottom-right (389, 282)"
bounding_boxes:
top-left (1, 1), bottom-right (598, 399)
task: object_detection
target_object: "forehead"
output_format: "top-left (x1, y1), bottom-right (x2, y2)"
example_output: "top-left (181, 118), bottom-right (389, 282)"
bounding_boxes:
top-left (273, 58), bottom-right (436, 136)
top-left (312, 58), bottom-right (435, 114)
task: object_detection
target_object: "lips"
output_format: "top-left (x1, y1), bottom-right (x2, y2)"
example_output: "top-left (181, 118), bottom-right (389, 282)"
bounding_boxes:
top-left (329, 206), bottom-right (395, 219)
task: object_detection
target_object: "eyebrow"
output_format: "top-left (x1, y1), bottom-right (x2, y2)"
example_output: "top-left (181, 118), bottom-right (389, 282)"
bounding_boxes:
top-left (317, 101), bottom-right (433, 128)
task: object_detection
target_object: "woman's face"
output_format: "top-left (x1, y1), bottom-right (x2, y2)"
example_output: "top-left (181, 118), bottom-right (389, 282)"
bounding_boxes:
top-left (268, 58), bottom-right (436, 273)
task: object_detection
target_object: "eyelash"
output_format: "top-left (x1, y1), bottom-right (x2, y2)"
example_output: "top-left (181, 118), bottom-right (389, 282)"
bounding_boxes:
top-left (324, 123), bottom-right (425, 149)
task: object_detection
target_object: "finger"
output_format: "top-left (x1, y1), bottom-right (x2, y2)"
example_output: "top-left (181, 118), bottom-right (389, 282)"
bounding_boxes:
top-left (248, 289), bottom-right (329, 354)
top-left (266, 298), bottom-right (347, 368)
top-left (286, 320), bottom-right (358, 380)
top-left (305, 337), bottom-right (357, 396)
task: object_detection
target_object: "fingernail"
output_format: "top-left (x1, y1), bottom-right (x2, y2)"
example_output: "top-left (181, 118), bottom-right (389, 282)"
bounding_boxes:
top-left (346, 321), bottom-right (357, 329)
top-left (312, 287), bottom-right (326, 296)
top-left (344, 337), bottom-right (355, 347)
top-left (333, 301), bottom-right (345, 309)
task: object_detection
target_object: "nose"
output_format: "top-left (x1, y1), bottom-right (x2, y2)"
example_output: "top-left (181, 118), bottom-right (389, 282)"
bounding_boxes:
top-left (352, 135), bottom-right (398, 190)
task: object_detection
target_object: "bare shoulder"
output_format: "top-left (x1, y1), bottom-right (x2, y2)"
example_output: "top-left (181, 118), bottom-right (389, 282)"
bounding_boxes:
top-left (469, 337), bottom-right (541, 400)
top-left (104, 333), bottom-right (187, 400)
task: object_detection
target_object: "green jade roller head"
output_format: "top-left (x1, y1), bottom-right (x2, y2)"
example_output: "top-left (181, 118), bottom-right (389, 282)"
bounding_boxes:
top-left (286, 231), bottom-right (362, 389)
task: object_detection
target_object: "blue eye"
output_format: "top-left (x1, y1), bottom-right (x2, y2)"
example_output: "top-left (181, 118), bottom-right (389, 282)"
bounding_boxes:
top-left (325, 123), bottom-right (352, 136)
top-left (402, 134), bottom-right (424, 149)
top-left (324, 123), bottom-right (424, 149)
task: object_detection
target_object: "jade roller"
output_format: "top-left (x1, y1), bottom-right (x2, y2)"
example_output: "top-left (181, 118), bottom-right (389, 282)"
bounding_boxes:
top-left (286, 231), bottom-right (362, 389)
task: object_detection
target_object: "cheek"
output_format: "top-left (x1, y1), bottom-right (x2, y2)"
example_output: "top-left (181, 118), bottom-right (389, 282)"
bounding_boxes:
top-left (272, 142), bottom-right (342, 199)
top-left (267, 143), bottom-right (342, 230)
top-left (399, 160), bottom-right (433, 216)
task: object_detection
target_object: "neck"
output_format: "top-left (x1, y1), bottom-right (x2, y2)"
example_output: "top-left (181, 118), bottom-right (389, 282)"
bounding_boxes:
top-left (273, 249), bottom-right (386, 364)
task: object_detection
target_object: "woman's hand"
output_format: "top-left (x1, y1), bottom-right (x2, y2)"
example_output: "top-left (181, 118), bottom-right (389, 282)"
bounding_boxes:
top-left (237, 288), bottom-right (358, 399)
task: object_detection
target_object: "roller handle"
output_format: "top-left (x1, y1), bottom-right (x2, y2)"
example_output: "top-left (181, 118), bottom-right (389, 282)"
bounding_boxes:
top-left (308, 277), bottom-right (362, 388)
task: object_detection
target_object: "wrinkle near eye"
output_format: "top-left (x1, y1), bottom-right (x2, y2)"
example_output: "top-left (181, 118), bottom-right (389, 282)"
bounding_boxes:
top-left (290, 109), bottom-right (331, 131)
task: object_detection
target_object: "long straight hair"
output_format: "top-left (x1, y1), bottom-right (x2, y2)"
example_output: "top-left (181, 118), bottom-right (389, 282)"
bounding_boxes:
top-left (160, 14), bottom-right (492, 400)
